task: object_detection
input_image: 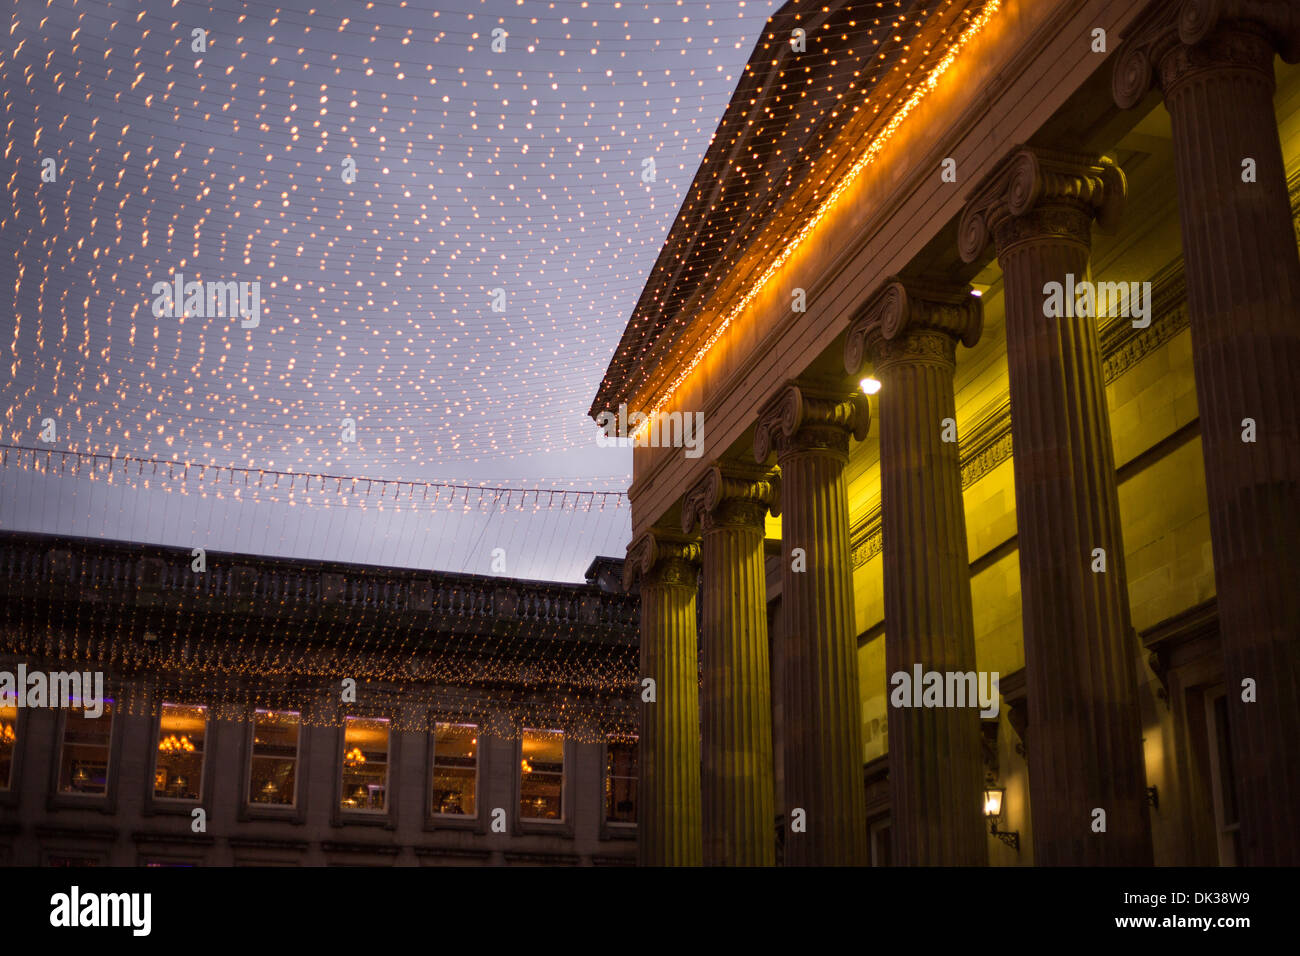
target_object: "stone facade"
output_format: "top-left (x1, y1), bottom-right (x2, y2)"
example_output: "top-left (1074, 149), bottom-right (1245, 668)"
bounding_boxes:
top-left (0, 533), bottom-right (640, 866)
top-left (593, 0), bottom-right (1300, 866)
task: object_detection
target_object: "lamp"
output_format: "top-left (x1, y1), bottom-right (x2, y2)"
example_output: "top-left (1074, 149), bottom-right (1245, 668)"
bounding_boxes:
top-left (859, 377), bottom-right (882, 395)
top-left (983, 786), bottom-right (1019, 851)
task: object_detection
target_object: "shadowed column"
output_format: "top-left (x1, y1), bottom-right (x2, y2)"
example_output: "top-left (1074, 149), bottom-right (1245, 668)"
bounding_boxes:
top-left (682, 462), bottom-right (780, 865)
top-left (625, 528), bottom-right (702, 866)
top-left (1114, 0), bottom-right (1300, 866)
top-left (960, 146), bottom-right (1153, 865)
top-left (754, 382), bottom-right (870, 865)
top-left (845, 277), bottom-right (987, 865)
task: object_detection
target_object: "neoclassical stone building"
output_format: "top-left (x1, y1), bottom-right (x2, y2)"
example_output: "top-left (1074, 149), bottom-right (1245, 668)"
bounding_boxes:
top-left (592, 0), bottom-right (1300, 866)
top-left (0, 532), bottom-right (639, 866)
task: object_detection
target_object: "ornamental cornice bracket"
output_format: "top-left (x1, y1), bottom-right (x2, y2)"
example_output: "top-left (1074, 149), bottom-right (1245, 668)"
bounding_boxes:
top-left (753, 381), bottom-right (870, 463)
top-left (845, 276), bottom-right (983, 374)
top-left (681, 461), bottom-right (781, 533)
top-left (958, 146), bottom-right (1127, 263)
top-left (624, 527), bottom-right (700, 591)
top-left (1114, 0), bottom-right (1300, 109)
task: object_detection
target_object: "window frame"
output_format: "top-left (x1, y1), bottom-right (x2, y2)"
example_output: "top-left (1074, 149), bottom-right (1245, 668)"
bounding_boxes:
top-left (1204, 686), bottom-right (1241, 866)
top-left (600, 734), bottom-right (638, 839)
top-left (49, 699), bottom-right (120, 812)
top-left (239, 708), bottom-right (306, 822)
top-left (426, 718), bottom-right (484, 833)
top-left (145, 702), bottom-right (212, 816)
top-left (333, 714), bottom-right (396, 828)
top-left (0, 699), bottom-right (21, 808)
top-left (513, 726), bottom-right (573, 836)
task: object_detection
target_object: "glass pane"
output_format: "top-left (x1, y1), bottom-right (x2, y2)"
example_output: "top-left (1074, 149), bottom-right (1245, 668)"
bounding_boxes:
top-left (432, 722), bottom-right (478, 816)
top-left (605, 737), bottom-right (637, 823)
top-left (249, 710), bottom-right (299, 806)
top-left (341, 717), bottom-right (388, 812)
top-left (520, 729), bottom-right (564, 821)
top-left (0, 704), bottom-right (16, 790)
top-left (60, 703), bottom-right (114, 795)
top-left (154, 704), bottom-right (206, 800)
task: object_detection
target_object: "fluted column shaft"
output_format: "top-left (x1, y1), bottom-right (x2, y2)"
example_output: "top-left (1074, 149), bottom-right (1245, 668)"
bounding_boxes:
top-left (755, 384), bottom-right (870, 865)
top-left (960, 147), bottom-right (1153, 865)
top-left (846, 279), bottom-right (987, 865)
top-left (1114, 0), bottom-right (1300, 865)
top-left (626, 530), bottom-right (702, 866)
top-left (683, 464), bottom-right (780, 865)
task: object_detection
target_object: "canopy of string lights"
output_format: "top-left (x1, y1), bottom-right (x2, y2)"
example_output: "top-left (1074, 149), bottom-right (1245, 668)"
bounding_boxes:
top-left (1, 0), bottom-right (788, 577)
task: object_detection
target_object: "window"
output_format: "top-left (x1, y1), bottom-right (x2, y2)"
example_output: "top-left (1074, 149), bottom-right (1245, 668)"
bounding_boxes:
top-left (605, 735), bottom-right (637, 824)
top-left (249, 710), bottom-right (300, 807)
top-left (341, 717), bottom-right (389, 812)
top-left (0, 703), bottom-right (15, 790)
top-left (520, 728), bottom-right (564, 822)
top-left (153, 703), bottom-right (207, 801)
top-left (59, 701), bottom-right (114, 795)
top-left (1206, 689), bottom-right (1241, 866)
top-left (869, 817), bottom-right (892, 867)
top-left (432, 722), bottom-right (478, 816)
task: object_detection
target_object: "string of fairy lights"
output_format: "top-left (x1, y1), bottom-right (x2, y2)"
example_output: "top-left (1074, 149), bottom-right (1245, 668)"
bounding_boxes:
top-left (0, 0), bottom-right (1007, 730)
top-left (3, 0), bottom-right (786, 475)
top-left (595, 0), bottom-right (1003, 427)
top-left (0, 531), bottom-right (640, 739)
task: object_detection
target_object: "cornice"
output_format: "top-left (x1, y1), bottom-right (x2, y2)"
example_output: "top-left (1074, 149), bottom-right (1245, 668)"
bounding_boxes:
top-left (593, 0), bottom-right (1005, 419)
top-left (620, 0), bottom-right (1120, 514)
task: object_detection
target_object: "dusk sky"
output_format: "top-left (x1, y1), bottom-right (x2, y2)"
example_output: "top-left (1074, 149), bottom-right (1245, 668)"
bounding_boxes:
top-left (1, 0), bottom-right (780, 579)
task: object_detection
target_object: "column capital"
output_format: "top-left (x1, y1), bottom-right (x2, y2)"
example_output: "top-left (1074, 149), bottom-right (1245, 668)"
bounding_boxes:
top-left (1113, 0), bottom-right (1300, 109)
top-left (752, 381), bottom-right (870, 465)
top-left (958, 146), bottom-right (1126, 262)
top-left (844, 277), bottom-right (983, 376)
top-left (624, 528), bottom-right (700, 591)
top-left (680, 461), bottom-right (781, 535)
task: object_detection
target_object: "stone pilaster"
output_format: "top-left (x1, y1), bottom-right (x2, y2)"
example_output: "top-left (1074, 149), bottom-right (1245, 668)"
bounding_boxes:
top-left (624, 528), bottom-right (702, 866)
top-left (1113, 0), bottom-right (1300, 866)
top-left (754, 382), bottom-right (870, 865)
top-left (960, 146), bottom-right (1153, 865)
top-left (845, 277), bottom-right (987, 865)
top-left (681, 462), bottom-right (781, 866)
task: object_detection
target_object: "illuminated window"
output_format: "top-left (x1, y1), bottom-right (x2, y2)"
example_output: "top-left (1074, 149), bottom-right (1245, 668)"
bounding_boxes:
top-left (153, 703), bottom-right (207, 801)
top-left (520, 728), bottom-right (564, 822)
top-left (605, 735), bottom-right (637, 824)
top-left (59, 701), bottom-right (114, 795)
top-left (432, 722), bottom-right (478, 817)
top-left (249, 710), bottom-right (299, 807)
top-left (341, 716), bottom-right (389, 812)
top-left (0, 703), bottom-right (16, 790)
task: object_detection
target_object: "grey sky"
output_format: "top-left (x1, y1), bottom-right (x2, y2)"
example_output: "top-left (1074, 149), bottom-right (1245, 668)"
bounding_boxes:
top-left (1, 0), bottom-right (779, 579)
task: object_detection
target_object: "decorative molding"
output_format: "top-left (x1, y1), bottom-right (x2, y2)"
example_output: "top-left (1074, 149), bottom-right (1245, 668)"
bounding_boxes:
top-left (681, 461), bottom-right (781, 534)
top-left (753, 381), bottom-right (870, 464)
top-left (958, 145), bottom-right (1126, 263)
top-left (1113, 0), bottom-right (1300, 110)
top-left (845, 277), bottom-right (982, 375)
top-left (623, 527), bottom-right (701, 590)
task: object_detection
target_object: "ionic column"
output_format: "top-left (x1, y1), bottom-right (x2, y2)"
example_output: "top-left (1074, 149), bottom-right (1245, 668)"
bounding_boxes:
top-left (754, 383), bottom-right (870, 865)
top-left (625, 528), bottom-right (702, 866)
top-left (959, 147), bottom-right (1153, 865)
top-left (844, 278), bottom-right (987, 865)
top-left (682, 462), bottom-right (781, 866)
top-left (1114, 0), bottom-right (1300, 866)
